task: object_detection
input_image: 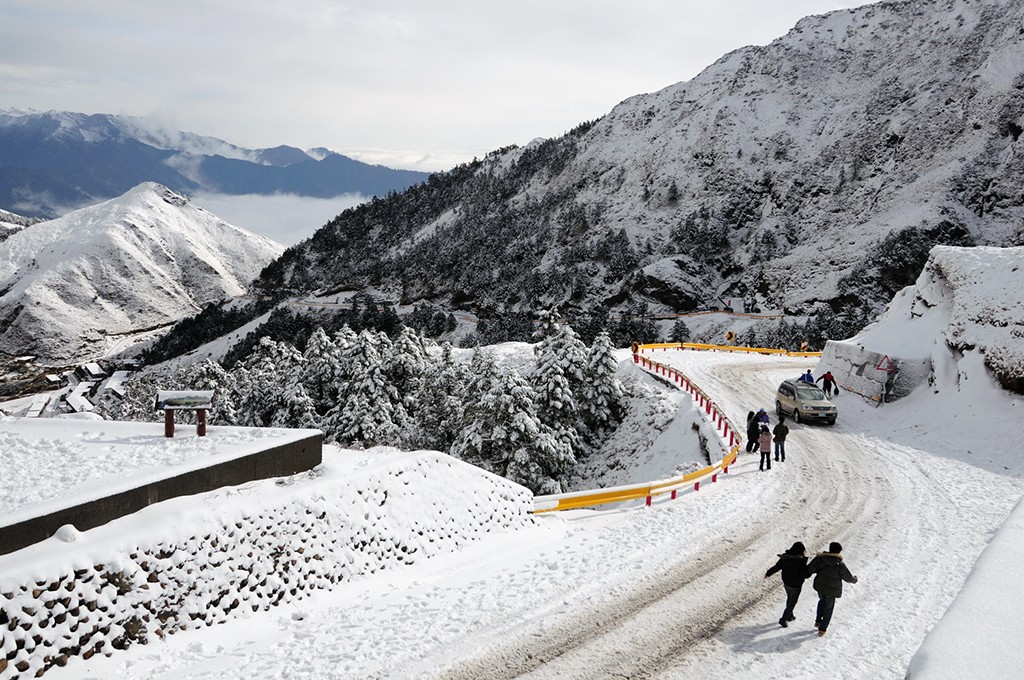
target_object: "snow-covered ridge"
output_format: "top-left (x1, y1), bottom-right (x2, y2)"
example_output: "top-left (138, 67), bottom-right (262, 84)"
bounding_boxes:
top-left (0, 447), bottom-right (535, 679)
top-left (0, 182), bottom-right (284, 363)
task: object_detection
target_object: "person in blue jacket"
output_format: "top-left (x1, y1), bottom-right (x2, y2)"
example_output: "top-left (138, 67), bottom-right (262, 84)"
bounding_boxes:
top-left (798, 369), bottom-right (815, 384)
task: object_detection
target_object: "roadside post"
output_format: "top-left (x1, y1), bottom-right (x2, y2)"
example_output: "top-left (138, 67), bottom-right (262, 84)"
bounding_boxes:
top-left (155, 390), bottom-right (215, 437)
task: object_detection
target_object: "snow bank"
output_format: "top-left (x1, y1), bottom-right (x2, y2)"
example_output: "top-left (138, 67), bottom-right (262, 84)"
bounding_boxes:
top-left (0, 447), bottom-right (535, 679)
top-left (819, 246), bottom-right (1024, 401)
top-left (906, 494), bottom-right (1024, 679)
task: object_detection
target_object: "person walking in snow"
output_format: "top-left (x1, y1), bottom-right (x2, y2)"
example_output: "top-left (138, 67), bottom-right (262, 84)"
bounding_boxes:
top-left (758, 424), bottom-right (772, 471)
top-left (746, 410), bottom-right (759, 453)
top-left (773, 415), bottom-right (789, 462)
top-left (764, 541), bottom-right (810, 627)
top-left (798, 369), bottom-right (815, 384)
top-left (807, 541), bottom-right (859, 636)
top-left (816, 370), bottom-right (838, 397)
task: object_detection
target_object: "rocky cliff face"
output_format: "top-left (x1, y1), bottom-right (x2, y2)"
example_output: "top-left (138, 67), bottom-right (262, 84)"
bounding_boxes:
top-left (0, 183), bottom-right (284, 363)
top-left (257, 0), bottom-right (1024, 340)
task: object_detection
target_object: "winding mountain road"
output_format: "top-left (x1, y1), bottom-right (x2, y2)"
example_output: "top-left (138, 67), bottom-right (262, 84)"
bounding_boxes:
top-left (426, 351), bottom-right (1022, 680)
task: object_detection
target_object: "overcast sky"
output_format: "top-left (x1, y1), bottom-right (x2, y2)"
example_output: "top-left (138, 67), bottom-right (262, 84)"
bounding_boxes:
top-left (1, 1), bottom-right (874, 174)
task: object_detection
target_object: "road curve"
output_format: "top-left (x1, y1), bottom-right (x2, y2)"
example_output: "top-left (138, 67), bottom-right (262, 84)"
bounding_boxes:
top-left (429, 354), bottom-right (896, 679)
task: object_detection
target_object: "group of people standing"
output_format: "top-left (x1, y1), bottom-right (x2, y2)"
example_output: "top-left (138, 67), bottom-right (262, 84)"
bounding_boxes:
top-left (745, 408), bottom-right (789, 471)
top-left (764, 541), bottom-right (859, 636)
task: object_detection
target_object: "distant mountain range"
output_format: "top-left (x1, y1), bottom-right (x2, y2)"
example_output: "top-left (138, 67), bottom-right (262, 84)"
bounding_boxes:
top-left (0, 110), bottom-right (430, 218)
top-left (253, 0), bottom-right (1024, 345)
top-left (0, 183), bottom-right (283, 363)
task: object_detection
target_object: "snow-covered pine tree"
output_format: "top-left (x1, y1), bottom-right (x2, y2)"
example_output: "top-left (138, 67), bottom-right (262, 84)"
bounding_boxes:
top-left (452, 351), bottom-right (572, 494)
top-left (324, 329), bottom-right (405, 447)
top-left (301, 326), bottom-right (340, 415)
top-left (531, 309), bottom-right (587, 455)
top-left (236, 336), bottom-right (305, 427)
top-left (578, 331), bottom-right (626, 440)
top-left (669, 318), bottom-right (692, 343)
top-left (384, 325), bottom-right (431, 414)
top-left (412, 341), bottom-right (468, 450)
top-left (273, 380), bottom-right (319, 429)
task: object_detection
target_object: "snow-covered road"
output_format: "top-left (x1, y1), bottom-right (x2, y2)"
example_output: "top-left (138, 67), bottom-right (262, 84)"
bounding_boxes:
top-left (58, 351), bottom-right (1024, 680)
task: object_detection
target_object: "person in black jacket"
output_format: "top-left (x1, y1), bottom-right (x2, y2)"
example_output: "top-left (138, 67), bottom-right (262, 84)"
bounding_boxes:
top-left (807, 541), bottom-right (859, 636)
top-left (764, 541), bottom-right (809, 627)
top-left (745, 410), bottom-right (758, 453)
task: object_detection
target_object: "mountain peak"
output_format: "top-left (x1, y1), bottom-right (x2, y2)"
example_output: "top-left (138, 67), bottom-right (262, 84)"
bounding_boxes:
top-left (0, 183), bottom-right (284, 363)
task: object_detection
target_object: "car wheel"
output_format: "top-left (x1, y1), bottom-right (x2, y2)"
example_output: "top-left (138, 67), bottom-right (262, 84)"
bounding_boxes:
top-left (776, 400), bottom-right (783, 417)
top-left (794, 410), bottom-right (802, 424)
top-left (827, 418), bottom-right (836, 426)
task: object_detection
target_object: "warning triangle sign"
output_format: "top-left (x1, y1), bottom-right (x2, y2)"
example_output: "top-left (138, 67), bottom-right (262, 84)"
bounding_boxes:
top-left (875, 355), bottom-right (894, 372)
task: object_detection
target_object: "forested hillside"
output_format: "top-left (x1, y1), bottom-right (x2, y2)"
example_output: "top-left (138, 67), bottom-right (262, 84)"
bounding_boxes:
top-left (253, 0), bottom-right (1024, 347)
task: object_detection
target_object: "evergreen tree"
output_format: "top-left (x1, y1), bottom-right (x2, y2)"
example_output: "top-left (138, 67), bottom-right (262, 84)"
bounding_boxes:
top-left (324, 330), bottom-right (405, 446)
top-left (384, 326), bottom-right (430, 413)
top-left (412, 342), bottom-right (468, 450)
top-left (452, 351), bottom-right (572, 494)
top-left (578, 332), bottom-right (625, 441)
top-left (669, 318), bottom-right (692, 343)
top-left (301, 326), bottom-right (341, 415)
top-left (531, 310), bottom-right (586, 456)
top-left (184, 357), bottom-right (238, 425)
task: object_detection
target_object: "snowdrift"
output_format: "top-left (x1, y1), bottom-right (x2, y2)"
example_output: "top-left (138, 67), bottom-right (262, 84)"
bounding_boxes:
top-left (819, 246), bottom-right (1024, 401)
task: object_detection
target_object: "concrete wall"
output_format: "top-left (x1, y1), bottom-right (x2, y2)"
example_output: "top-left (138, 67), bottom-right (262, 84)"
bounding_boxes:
top-left (819, 340), bottom-right (931, 404)
top-left (0, 432), bottom-right (322, 556)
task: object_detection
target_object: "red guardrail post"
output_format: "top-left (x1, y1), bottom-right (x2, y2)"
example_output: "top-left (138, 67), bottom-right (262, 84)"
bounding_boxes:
top-left (694, 480), bottom-right (701, 491)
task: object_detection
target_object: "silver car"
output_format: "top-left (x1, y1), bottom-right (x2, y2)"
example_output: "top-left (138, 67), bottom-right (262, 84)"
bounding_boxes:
top-left (775, 379), bottom-right (838, 425)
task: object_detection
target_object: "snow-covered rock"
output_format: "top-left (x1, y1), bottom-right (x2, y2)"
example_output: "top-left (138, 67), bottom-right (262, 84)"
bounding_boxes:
top-left (0, 183), bottom-right (284, 363)
top-left (819, 245), bottom-right (1024, 400)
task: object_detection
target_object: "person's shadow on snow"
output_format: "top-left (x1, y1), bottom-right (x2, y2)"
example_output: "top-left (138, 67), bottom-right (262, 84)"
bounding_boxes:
top-left (719, 621), bottom-right (820, 654)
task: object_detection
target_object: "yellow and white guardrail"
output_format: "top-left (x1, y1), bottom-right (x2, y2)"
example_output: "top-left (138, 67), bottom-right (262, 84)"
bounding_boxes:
top-left (533, 342), bottom-right (824, 513)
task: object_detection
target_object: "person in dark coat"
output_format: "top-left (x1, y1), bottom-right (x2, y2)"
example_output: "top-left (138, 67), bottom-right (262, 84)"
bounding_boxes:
top-left (764, 541), bottom-right (809, 627)
top-left (758, 424), bottom-right (772, 471)
top-left (807, 541), bottom-right (859, 636)
top-left (773, 415), bottom-right (789, 462)
top-left (816, 370), bottom-right (838, 397)
top-left (746, 411), bottom-right (759, 453)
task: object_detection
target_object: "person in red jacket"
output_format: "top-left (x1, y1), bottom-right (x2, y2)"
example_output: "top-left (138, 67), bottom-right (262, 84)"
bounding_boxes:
top-left (816, 370), bottom-right (838, 397)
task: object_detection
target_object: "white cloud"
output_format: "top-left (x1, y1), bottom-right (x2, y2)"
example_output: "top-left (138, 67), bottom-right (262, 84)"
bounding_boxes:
top-left (191, 192), bottom-right (367, 246)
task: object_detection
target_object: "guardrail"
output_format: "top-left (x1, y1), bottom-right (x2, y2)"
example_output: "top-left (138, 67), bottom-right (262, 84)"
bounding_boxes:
top-left (637, 341), bottom-right (823, 358)
top-left (534, 344), bottom-right (749, 513)
top-left (533, 341), bottom-right (824, 513)
top-left (533, 445), bottom-right (739, 513)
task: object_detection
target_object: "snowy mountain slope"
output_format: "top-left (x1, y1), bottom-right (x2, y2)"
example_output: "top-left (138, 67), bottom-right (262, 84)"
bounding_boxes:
top-left (0, 109), bottom-right (429, 218)
top-left (0, 207), bottom-right (41, 242)
top-left (0, 183), bottom-right (284, 363)
top-left (257, 0), bottom-right (1024, 341)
